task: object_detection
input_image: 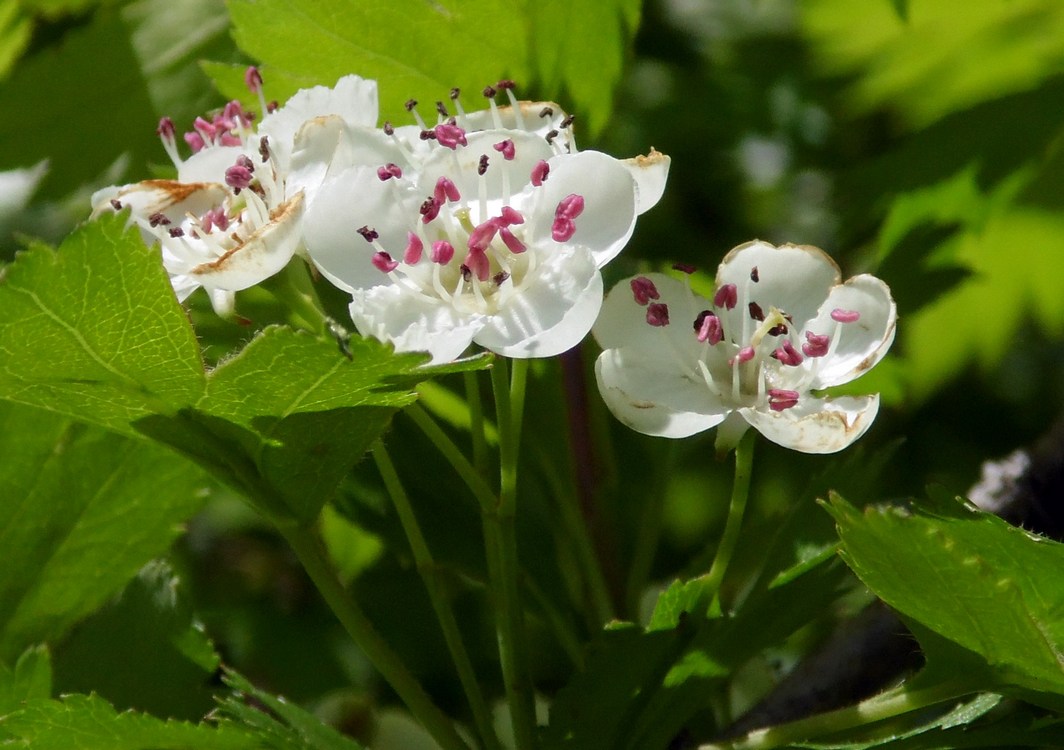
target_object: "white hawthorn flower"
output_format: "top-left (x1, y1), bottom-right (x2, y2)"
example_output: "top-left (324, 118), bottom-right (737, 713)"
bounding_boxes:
top-left (302, 83), bottom-right (669, 363)
top-left (593, 241), bottom-right (897, 454)
top-left (91, 71), bottom-right (377, 316)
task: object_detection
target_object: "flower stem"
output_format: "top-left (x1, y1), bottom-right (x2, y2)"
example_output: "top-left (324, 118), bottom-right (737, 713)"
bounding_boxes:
top-left (372, 441), bottom-right (502, 750)
top-left (701, 430), bottom-right (756, 607)
top-left (278, 523), bottom-right (470, 750)
top-left (699, 681), bottom-right (969, 750)
top-left (464, 371), bottom-right (490, 477)
top-left (488, 357), bottom-right (538, 750)
top-left (260, 260), bottom-right (328, 335)
top-left (405, 403), bottom-right (497, 513)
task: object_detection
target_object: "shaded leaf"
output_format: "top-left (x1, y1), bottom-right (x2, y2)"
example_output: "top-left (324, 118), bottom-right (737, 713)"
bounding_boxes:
top-left (0, 401), bottom-right (208, 662)
top-left (0, 646), bottom-right (51, 716)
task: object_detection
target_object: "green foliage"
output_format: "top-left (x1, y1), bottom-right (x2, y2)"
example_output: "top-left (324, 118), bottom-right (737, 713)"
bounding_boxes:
top-left (0, 646), bottom-right (51, 716)
top-left (224, 0), bottom-right (639, 135)
top-left (0, 401), bottom-right (208, 663)
top-left (0, 693), bottom-right (258, 749)
top-left (827, 490), bottom-right (1064, 696)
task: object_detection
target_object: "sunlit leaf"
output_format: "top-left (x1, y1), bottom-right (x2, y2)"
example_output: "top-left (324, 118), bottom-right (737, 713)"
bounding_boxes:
top-left (827, 490), bottom-right (1064, 695)
top-left (0, 646), bottom-right (51, 715)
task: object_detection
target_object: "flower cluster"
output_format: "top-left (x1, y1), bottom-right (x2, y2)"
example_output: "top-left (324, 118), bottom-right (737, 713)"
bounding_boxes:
top-left (93, 71), bottom-right (669, 362)
top-left (593, 241), bottom-right (896, 453)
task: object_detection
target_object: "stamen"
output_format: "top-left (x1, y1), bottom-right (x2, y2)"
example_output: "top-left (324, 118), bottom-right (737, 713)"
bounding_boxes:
top-left (498, 206), bottom-right (524, 225)
top-left (496, 79), bottom-right (526, 129)
top-left (384, 121), bottom-right (395, 136)
top-left (630, 276), bottom-right (660, 305)
top-left (748, 302), bottom-right (765, 321)
top-left (802, 331), bottom-right (830, 358)
top-left (168, 227), bottom-right (184, 238)
top-left (420, 197), bottom-right (441, 223)
top-left (259, 136), bottom-right (271, 163)
top-left (831, 308), bottom-right (861, 323)
top-left (377, 163), bottom-right (403, 181)
top-left (560, 114), bottom-right (575, 128)
top-left (357, 226), bottom-right (380, 242)
top-left (729, 347), bottom-right (755, 366)
top-left (694, 311), bottom-right (723, 345)
top-left (714, 284), bottom-right (738, 309)
top-left (110, 199), bottom-right (123, 211)
top-left (435, 123), bottom-right (468, 149)
top-left (372, 251), bottom-right (399, 273)
top-left (539, 106), bottom-right (554, 118)
top-left (545, 129), bottom-right (559, 144)
top-left (434, 176), bottom-right (461, 203)
top-left (149, 212), bottom-right (171, 227)
top-left (468, 219), bottom-right (499, 252)
top-left (404, 233), bottom-right (424, 264)
top-left (436, 100), bottom-right (449, 118)
top-left (531, 160), bottom-right (550, 186)
top-left (431, 241), bottom-right (455, 265)
top-left (750, 266), bottom-right (759, 282)
top-left (499, 227), bottom-right (525, 254)
top-left (767, 323), bottom-right (788, 336)
top-left (493, 139), bottom-right (516, 160)
top-left (672, 262), bottom-right (697, 274)
top-left (478, 154), bottom-right (490, 176)
top-left (464, 245), bottom-right (490, 281)
top-left (156, 117), bottom-right (182, 167)
top-left (646, 303), bottom-right (670, 327)
top-left (405, 98), bottom-right (428, 130)
top-left (482, 85), bottom-right (503, 129)
top-left (771, 340), bottom-right (804, 366)
top-left (493, 271), bottom-right (510, 286)
top-left (184, 131), bottom-right (205, 153)
top-left (768, 389), bottom-right (800, 412)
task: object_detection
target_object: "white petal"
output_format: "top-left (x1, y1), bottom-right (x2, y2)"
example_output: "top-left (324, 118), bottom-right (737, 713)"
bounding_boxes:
top-left (93, 180), bottom-right (227, 222)
top-left (593, 273), bottom-right (711, 362)
top-left (207, 288), bottom-right (236, 317)
top-left (530, 150), bottom-right (637, 267)
top-left (740, 394), bottom-right (880, 454)
top-left (595, 347), bottom-right (729, 438)
top-left (474, 245), bottom-right (602, 358)
top-left (0, 160), bottom-right (47, 221)
top-left (622, 149), bottom-right (670, 215)
top-left (177, 146), bottom-right (245, 183)
top-left (190, 192), bottom-right (304, 292)
top-left (717, 241), bottom-right (841, 330)
top-left (806, 275), bottom-right (898, 389)
top-left (302, 166), bottom-right (420, 292)
top-left (259, 74), bottom-right (379, 168)
top-left (460, 100), bottom-right (573, 145)
top-left (349, 285), bottom-right (485, 365)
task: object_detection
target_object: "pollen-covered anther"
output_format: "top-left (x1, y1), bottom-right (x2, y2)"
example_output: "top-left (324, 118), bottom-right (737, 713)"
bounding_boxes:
top-left (493, 139), bottom-right (516, 160)
top-left (372, 251), bottom-right (399, 273)
top-left (551, 193), bottom-right (585, 242)
top-left (729, 346), bottom-right (755, 366)
top-left (499, 227), bottom-right (525, 254)
top-left (225, 156), bottom-right (255, 192)
top-left (630, 276), bottom-right (660, 306)
top-left (434, 123), bottom-right (468, 149)
top-left (714, 283), bottom-right (738, 310)
top-left (420, 197), bottom-right (442, 223)
top-left (431, 240), bottom-right (455, 265)
top-left (768, 389), bottom-right (800, 412)
top-left (377, 163), bottom-right (403, 181)
top-left (802, 331), bottom-right (830, 357)
top-left (772, 340), bottom-right (804, 366)
top-left (646, 303), bottom-right (670, 327)
top-left (467, 219), bottom-right (499, 253)
top-left (694, 311), bottom-right (723, 345)
top-left (201, 207), bottom-right (229, 232)
top-left (531, 160), bottom-right (549, 186)
top-left (831, 308), bottom-right (861, 323)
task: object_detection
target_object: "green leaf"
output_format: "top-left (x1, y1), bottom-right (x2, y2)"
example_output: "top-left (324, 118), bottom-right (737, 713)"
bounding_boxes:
top-left (0, 401), bottom-right (209, 662)
top-left (0, 646), bottom-right (51, 716)
top-left (0, 693), bottom-right (257, 749)
top-left (0, 1), bottom-right (32, 80)
top-left (0, 9), bottom-right (159, 199)
top-left (801, 0), bottom-right (1064, 129)
top-left (0, 215), bottom-right (205, 436)
top-left (226, 0), bottom-right (531, 126)
top-left (52, 561), bottom-right (220, 721)
top-left (826, 490), bottom-right (1064, 695)
top-left (217, 670), bottom-right (366, 749)
top-left (527, 0), bottom-right (641, 134)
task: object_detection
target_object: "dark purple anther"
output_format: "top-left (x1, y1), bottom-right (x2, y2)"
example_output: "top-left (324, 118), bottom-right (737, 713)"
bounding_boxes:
top-left (482, 85), bottom-right (497, 98)
top-left (420, 197), bottom-right (441, 223)
top-left (357, 226), bottom-right (379, 242)
top-left (405, 98), bottom-right (418, 111)
top-left (539, 106), bottom-right (554, 118)
top-left (802, 331), bottom-right (830, 358)
top-left (748, 302), bottom-right (765, 321)
top-left (750, 266), bottom-right (759, 282)
top-left (478, 154), bottom-right (490, 175)
top-left (267, 100), bottom-right (279, 113)
top-left (767, 323), bottom-right (788, 336)
top-left (419, 129), bottom-right (437, 141)
top-left (545, 129), bottom-right (559, 144)
top-left (383, 121), bottom-right (395, 136)
top-left (496, 79), bottom-right (515, 90)
top-left (630, 276), bottom-right (660, 306)
top-left (450, 87), bottom-right (461, 100)
top-left (372, 251), bottom-right (399, 273)
top-left (713, 283), bottom-right (738, 310)
top-left (259, 136), bottom-right (271, 163)
top-left (148, 212), bottom-right (170, 227)
top-left (531, 160), bottom-right (549, 186)
top-left (110, 199), bottom-right (123, 211)
top-left (493, 271), bottom-right (510, 285)
top-left (493, 139), bottom-right (516, 160)
top-left (460, 264), bottom-right (472, 281)
top-left (646, 303), bottom-right (670, 327)
top-left (560, 114), bottom-right (575, 128)
top-left (436, 101), bottom-right (449, 117)
top-left (672, 262), bottom-right (697, 274)
top-left (168, 227), bottom-right (184, 238)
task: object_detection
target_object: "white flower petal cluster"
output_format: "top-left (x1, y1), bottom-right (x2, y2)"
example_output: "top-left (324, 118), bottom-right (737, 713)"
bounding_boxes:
top-left (92, 75), bottom-right (668, 365)
top-left (300, 86), bottom-right (669, 364)
top-left (92, 73), bottom-right (379, 316)
top-left (593, 241), bottom-right (897, 454)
